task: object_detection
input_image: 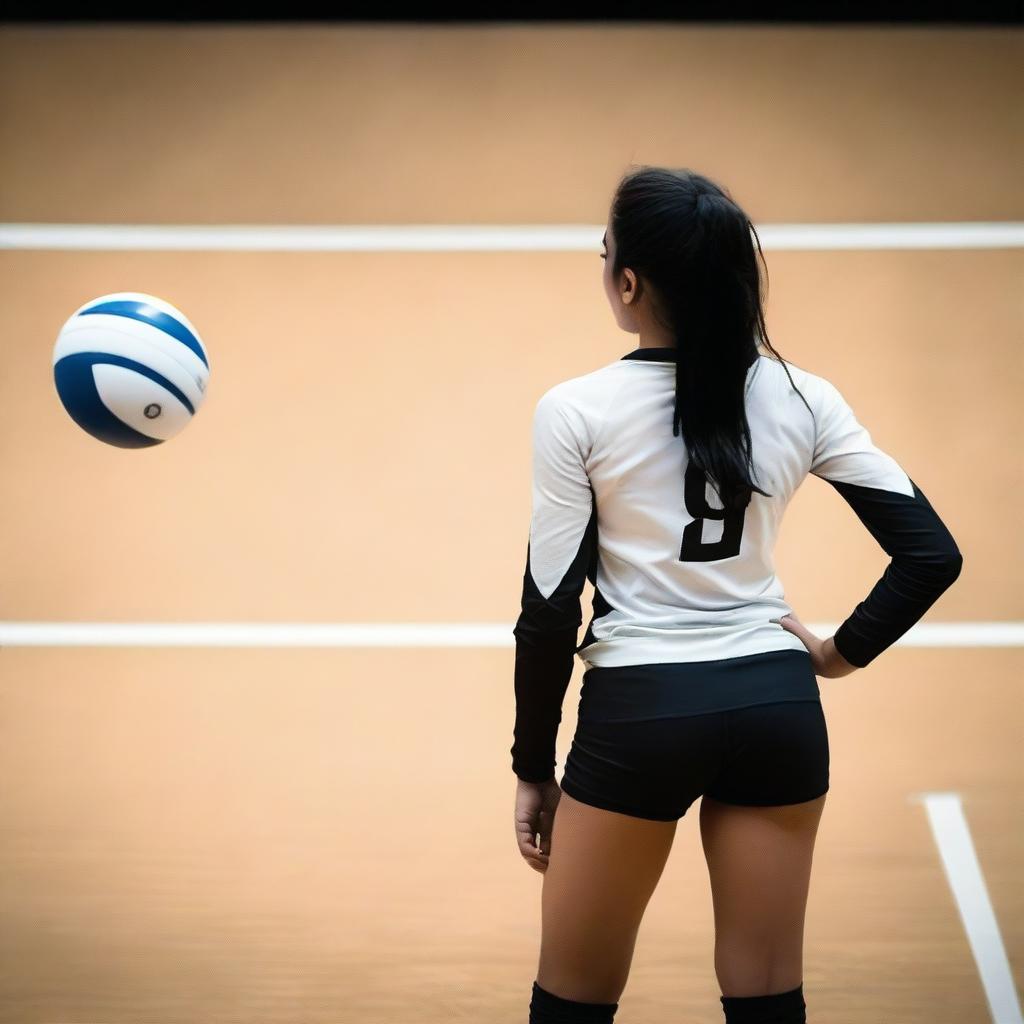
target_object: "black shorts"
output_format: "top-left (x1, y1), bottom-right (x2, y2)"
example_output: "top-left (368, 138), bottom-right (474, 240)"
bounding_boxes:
top-left (559, 650), bottom-right (830, 821)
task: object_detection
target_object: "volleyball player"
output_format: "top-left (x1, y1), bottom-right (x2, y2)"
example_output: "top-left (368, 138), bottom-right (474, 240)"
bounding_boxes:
top-left (510, 168), bottom-right (963, 1024)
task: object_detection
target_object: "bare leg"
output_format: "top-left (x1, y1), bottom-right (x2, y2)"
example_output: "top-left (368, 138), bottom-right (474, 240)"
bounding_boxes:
top-left (536, 787), bottom-right (678, 1004)
top-left (699, 793), bottom-right (827, 997)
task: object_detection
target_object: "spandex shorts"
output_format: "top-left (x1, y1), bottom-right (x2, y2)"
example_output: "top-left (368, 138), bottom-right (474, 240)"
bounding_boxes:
top-left (559, 649), bottom-right (830, 821)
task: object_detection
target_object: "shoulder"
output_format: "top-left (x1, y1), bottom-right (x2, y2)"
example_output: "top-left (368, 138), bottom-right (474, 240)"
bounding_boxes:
top-left (532, 359), bottom-right (627, 452)
top-left (538, 358), bottom-right (623, 401)
top-left (758, 354), bottom-right (841, 409)
top-left (534, 359), bottom-right (626, 421)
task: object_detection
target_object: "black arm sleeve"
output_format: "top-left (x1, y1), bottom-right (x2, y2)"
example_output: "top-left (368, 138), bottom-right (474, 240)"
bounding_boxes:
top-left (826, 478), bottom-right (963, 667)
top-left (510, 389), bottom-right (596, 782)
top-left (810, 376), bottom-right (963, 668)
top-left (511, 507), bottom-right (597, 781)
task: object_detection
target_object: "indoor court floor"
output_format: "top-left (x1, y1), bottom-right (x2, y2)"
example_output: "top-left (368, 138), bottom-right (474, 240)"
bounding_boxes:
top-left (0, 24), bottom-right (1021, 1024)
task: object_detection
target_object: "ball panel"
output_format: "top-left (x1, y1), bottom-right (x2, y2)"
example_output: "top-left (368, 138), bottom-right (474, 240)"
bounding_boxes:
top-left (91, 362), bottom-right (194, 441)
top-left (68, 291), bottom-right (205, 350)
top-left (78, 299), bottom-right (209, 368)
top-left (53, 354), bottom-right (165, 449)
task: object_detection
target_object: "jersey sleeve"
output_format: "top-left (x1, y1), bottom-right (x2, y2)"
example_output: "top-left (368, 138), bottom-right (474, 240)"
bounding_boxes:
top-left (810, 375), bottom-right (963, 668)
top-left (510, 388), bottom-right (597, 783)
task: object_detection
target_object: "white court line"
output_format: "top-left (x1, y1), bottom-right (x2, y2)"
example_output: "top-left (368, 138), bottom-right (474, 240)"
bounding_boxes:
top-left (0, 621), bottom-right (1020, 648)
top-left (1, 222), bottom-right (1022, 251)
top-left (913, 793), bottom-right (1023, 1024)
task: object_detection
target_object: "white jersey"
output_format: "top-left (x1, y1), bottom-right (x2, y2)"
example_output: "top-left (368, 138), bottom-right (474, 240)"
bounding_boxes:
top-left (510, 344), bottom-right (962, 781)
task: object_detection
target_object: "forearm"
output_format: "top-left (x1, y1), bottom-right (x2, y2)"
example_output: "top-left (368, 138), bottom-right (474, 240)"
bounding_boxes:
top-left (510, 631), bottom-right (576, 783)
top-left (826, 477), bottom-right (963, 668)
top-left (831, 551), bottom-right (963, 668)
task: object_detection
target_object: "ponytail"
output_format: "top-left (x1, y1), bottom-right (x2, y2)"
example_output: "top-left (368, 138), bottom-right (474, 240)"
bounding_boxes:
top-left (609, 167), bottom-right (811, 511)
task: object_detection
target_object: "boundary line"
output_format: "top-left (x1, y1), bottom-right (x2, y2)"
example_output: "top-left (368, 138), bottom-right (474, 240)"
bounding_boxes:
top-left (1, 222), bottom-right (1023, 251)
top-left (0, 621), bottom-right (1020, 648)
top-left (912, 792), bottom-right (1023, 1024)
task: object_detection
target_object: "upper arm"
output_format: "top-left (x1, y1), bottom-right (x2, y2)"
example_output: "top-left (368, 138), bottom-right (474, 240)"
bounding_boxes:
top-left (527, 387), bottom-right (595, 601)
top-left (810, 375), bottom-right (914, 496)
top-left (804, 372), bottom-right (962, 667)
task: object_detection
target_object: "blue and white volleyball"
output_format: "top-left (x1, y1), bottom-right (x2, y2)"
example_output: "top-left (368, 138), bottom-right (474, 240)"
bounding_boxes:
top-left (52, 292), bottom-right (210, 448)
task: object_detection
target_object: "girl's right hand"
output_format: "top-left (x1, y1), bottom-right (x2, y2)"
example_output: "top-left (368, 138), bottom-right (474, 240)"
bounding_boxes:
top-left (772, 612), bottom-right (860, 678)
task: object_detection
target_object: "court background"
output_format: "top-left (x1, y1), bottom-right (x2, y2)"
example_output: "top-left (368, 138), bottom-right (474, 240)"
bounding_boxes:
top-left (0, 24), bottom-right (1021, 1023)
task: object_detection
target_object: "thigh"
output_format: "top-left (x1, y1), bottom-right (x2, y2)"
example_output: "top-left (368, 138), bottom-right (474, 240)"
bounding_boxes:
top-left (699, 791), bottom-right (827, 996)
top-left (706, 699), bottom-right (829, 807)
top-left (537, 786), bottom-right (678, 1004)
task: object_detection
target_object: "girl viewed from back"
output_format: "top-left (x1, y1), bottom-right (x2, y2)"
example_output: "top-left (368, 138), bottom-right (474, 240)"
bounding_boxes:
top-left (510, 166), bottom-right (963, 1024)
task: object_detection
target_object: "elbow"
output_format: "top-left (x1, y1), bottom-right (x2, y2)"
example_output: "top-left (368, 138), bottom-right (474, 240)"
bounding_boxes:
top-left (939, 542), bottom-right (964, 585)
top-left (925, 533), bottom-right (964, 588)
top-left (942, 550), bottom-right (964, 587)
top-left (892, 544), bottom-right (963, 598)
top-left (918, 549), bottom-right (963, 598)
top-left (513, 613), bottom-right (581, 651)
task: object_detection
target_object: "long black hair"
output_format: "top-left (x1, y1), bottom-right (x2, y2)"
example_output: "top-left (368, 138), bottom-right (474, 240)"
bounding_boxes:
top-left (609, 166), bottom-right (811, 511)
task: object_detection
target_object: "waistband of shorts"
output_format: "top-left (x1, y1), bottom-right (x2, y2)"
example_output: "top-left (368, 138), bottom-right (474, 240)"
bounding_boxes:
top-left (578, 648), bottom-right (820, 722)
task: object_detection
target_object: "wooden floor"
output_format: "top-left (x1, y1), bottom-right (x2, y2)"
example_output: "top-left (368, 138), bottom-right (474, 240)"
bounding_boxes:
top-left (0, 25), bottom-right (1020, 1023)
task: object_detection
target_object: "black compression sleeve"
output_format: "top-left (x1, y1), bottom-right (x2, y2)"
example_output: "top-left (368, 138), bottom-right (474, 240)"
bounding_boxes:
top-left (827, 477), bottom-right (963, 668)
top-left (510, 505), bottom-right (597, 782)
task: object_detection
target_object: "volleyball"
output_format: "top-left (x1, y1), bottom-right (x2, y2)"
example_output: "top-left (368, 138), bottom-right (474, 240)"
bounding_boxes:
top-left (52, 292), bottom-right (210, 448)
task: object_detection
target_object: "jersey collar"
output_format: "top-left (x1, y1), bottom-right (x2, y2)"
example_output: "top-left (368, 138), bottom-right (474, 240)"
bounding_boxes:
top-left (621, 346), bottom-right (679, 361)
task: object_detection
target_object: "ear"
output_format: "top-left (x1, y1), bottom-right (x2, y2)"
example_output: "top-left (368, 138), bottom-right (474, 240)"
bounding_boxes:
top-left (621, 268), bottom-right (638, 303)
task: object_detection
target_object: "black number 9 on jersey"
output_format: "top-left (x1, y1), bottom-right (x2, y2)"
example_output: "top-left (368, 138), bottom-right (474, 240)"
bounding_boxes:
top-left (679, 462), bottom-right (745, 561)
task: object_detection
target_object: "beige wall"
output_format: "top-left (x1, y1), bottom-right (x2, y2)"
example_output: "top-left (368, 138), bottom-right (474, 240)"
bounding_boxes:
top-left (0, 26), bottom-right (1020, 223)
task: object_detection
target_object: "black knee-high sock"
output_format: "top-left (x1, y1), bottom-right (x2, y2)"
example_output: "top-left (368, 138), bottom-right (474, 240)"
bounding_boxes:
top-left (720, 982), bottom-right (806, 1023)
top-left (529, 980), bottom-right (618, 1023)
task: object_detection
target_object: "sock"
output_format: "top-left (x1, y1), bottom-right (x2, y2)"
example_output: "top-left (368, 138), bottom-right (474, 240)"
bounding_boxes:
top-left (529, 980), bottom-right (618, 1023)
top-left (720, 982), bottom-right (806, 1023)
